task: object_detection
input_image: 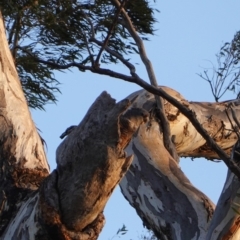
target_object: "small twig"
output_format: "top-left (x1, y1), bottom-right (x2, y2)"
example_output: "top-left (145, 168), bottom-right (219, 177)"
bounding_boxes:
top-left (198, 70), bottom-right (219, 102)
top-left (90, 38), bottom-right (136, 74)
top-left (8, 17), bottom-right (17, 46)
top-left (81, 29), bottom-right (95, 66)
top-left (225, 108), bottom-right (240, 139)
top-left (199, 41), bottom-right (240, 102)
top-left (79, 9), bottom-right (95, 66)
top-left (11, 14), bottom-right (21, 61)
top-left (94, 0), bottom-right (127, 67)
top-left (81, 11), bottom-right (95, 39)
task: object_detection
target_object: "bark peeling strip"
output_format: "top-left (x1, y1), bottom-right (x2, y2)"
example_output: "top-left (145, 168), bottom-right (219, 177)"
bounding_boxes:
top-left (121, 120), bottom-right (213, 239)
top-left (2, 193), bottom-right (40, 239)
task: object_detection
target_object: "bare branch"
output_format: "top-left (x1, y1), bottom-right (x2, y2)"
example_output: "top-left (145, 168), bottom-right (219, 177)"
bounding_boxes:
top-left (7, 17), bottom-right (17, 46)
top-left (112, 0), bottom-right (178, 161)
top-left (11, 14), bottom-right (21, 61)
top-left (199, 37), bottom-right (240, 102)
top-left (90, 38), bottom-right (136, 74)
top-left (94, 0), bottom-right (127, 67)
top-left (79, 10), bottom-right (95, 66)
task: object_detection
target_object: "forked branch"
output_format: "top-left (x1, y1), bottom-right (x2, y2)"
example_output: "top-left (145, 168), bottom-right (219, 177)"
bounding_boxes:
top-left (111, 0), bottom-right (178, 161)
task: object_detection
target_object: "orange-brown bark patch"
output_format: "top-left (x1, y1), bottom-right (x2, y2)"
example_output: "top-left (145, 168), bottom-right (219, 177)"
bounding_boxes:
top-left (222, 217), bottom-right (240, 240)
top-left (39, 195), bottom-right (105, 240)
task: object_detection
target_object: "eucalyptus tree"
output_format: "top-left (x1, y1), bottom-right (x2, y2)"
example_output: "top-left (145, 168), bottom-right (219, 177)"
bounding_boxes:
top-left (1, 1), bottom-right (240, 239)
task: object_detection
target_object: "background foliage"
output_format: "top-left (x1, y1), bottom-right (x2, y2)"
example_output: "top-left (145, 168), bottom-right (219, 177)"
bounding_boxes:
top-left (0, 0), bottom-right (157, 109)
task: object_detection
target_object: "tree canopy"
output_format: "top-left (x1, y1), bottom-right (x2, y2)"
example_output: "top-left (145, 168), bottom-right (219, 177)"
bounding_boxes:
top-left (2, 0), bottom-right (240, 109)
top-left (1, 0), bottom-right (157, 109)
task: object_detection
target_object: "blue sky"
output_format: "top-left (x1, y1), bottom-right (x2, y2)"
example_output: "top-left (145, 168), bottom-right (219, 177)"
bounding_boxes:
top-left (31, 1), bottom-right (240, 239)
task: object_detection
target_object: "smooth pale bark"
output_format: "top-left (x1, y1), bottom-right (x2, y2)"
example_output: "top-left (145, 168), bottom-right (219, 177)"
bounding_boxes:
top-left (206, 141), bottom-right (240, 240)
top-left (120, 87), bottom-right (240, 239)
top-left (206, 171), bottom-right (240, 240)
top-left (0, 13), bottom-right (49, 236)
top-left (126, 87), bottom-right (238, 159)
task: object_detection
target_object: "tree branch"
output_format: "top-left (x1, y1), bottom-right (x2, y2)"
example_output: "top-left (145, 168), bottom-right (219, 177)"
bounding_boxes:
top-left (0, 12), bottom-right (49, 235)
top-left (17, 46), bottom-right (240, 177)
top-left (94, 0), bottom-right (127, 67)
top-left (90, 38), bottom-right (136, 74)
top-left (111, 0), bottom-right (179, 161)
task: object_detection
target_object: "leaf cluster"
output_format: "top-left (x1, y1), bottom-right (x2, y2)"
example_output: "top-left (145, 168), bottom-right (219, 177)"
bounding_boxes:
top-left (0, 0), bottom-right (157, 109)
top-left (198, 31), bottom-right (240, 102)
top-left (109, 224), bottom-right (128, 239)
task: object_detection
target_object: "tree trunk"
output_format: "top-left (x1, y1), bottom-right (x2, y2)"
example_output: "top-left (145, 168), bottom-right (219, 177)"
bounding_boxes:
top-left (0, 12), bottom-right (50, 237)
top-left (206, 141), bottom-right (240, 239)
top-left (0, 13), bottom-right (148, 239)
top-left (1, 11), bottom-right (240, 240)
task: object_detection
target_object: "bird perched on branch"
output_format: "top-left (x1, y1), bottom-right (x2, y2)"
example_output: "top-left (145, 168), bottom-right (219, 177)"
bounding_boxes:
top-left (60, 125), bottom-right (77, 139)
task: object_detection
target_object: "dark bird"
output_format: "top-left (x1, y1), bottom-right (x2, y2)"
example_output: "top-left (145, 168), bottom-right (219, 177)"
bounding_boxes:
top-left (60, 125), bottom-right (77, 139)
